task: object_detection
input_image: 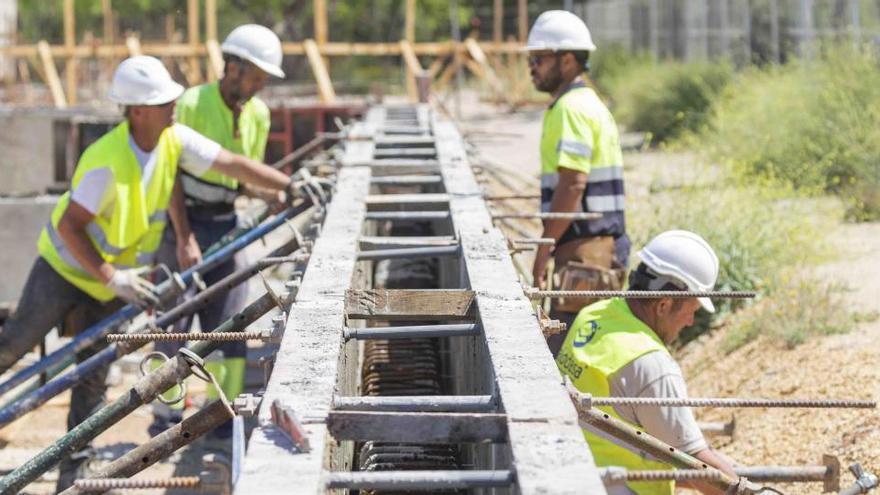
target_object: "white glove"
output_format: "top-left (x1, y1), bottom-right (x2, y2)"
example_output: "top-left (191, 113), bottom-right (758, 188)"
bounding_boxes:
top-left (106, 267), bottom-right (160, 309)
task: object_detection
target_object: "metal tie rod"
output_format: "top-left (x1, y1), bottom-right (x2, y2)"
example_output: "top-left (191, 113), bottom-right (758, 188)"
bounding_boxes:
top-left (0, 247), bottom-right (305, 429)
top-left (356, 245), bottom-right (460, 261)
top-left (492, 212), bottom-right (602, 220)
top-left (324, 470), bottom-right (515, 490)
top-left (344, 323), bottom-right (479, 340)
top-left (73, 477), bottom-right (201, 490)
top-left (484, 193), bottom-right (541, 201)
top-left (371, 175), bottom-right (443, 186)
top-left (598, 467), bottom-right (724, 483)
top-left (0, 200), bottom-right (313, 400)
top-left (509, 237), bottom-right (555, 246)
top-left (0, 291), bottom-right (286, 493)
top-left (332, 395), bottom-right (495, 413)
top-left (586, 395), bottom-right (876, 409)
top-left (526, 289), bottom-right (757, 299)
top-left (365, 211), bottom-right (451, 221)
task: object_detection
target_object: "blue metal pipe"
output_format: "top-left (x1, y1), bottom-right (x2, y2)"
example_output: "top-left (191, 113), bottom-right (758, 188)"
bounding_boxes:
top-left (0, 202), bottom-right (309, 400)
top-left (0, 201), bottom-right (313, 429)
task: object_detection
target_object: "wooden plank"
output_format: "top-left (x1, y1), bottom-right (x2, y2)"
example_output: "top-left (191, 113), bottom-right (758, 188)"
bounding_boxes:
top-left (205, 0), bottom-right (217, 43)
top-left (125, 35), bottom-right (142, 56)
top-left (36, 41), bottom-right (67, 108)
top-left (400, 39), bottom-right (422, 102)
top-left (63, 0), bottom-right (76, 105)
top-left (345, 289), bottom-right (475, 321)
top-left (313, 0), bottom-right (329, 70)
top-left (304, 38), bottom-right (336, 103)
top-left (433, 111), bottom-right (608, 494)
top-left (328, 411), bottom-right (508, 443)
top-left (518, 0), bottom-right (529, 42)
top-left (464, 38), bottom-right (510, 105)
top-left (205, 38), bottom-right (223, 80)
top-left (186, 0), bottom-right (200, 84)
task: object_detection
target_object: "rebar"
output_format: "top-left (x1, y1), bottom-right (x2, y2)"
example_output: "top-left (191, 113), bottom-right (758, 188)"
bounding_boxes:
top-left (59, 400), bottom-right (231, 495)
top-left (107, 331), bottom-right (265, 344)
top-left (73, 477), bottom-right (200, 490)
top-left (344, 323), bottom-right (479, 340)
top-left (371, 175), bottom-right (443, 186)
top-left (484, 193), bottom-right (541, 201)
top-left (509, 237), bottom-right (555, 246)
top-left (333, 395), bottom-right (495, 413)
top-left (324, 470), bottom-right (515, 490)
top-left (591, 396), bottom-right (875, 409)
top-left (0, 291), bottom-right (283, 494)
top-left (491, 211), bottom-right (602, 220)
top-left (527, 289), bottom-right (757, 299)
top-left (599, 467), bottom-right (724, 483)
top-left (356, 245), bottom-right (460, 261)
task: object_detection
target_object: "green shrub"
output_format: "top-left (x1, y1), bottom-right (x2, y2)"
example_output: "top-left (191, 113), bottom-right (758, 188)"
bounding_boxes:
top-left (604, 59), bottom-right (733, 144)
top-left (722, 278), bottom-right (852, 352)
top-left (702, 45), bottom-right (880, 220)
top-left (628, 171), bottom-right (842, 345)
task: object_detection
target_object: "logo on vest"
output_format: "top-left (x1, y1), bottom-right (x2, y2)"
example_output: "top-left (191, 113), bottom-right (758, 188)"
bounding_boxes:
top-left (572, 320), bottom-right (599, 348)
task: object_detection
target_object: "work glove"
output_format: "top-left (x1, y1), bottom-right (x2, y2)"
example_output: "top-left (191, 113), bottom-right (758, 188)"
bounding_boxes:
top-left (286, 169), bottom-right (331, 206)
top-left (106, 267), bottom-right (160, 309)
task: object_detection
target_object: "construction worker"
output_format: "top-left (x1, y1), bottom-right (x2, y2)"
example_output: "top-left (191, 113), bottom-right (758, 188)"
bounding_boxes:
top-left (526, 10), bottom-right (630, 356)
top-left (0, 55), bottom-right (293, 491)
top-left (149, 25), bottom-right (284, 441)
top-left (556, 230), bottom-right (738, 495)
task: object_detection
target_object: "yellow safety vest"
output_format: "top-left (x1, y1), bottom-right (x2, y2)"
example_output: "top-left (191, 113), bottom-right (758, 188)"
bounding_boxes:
top-left (175, 81), bottom-right (270, 207)
top-left (37, 121), bottom-right (181, 302)
top-left (556, 297), bottom-right (674, 495)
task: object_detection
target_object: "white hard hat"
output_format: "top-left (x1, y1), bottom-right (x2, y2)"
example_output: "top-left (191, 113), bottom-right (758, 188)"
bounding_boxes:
top-left (526, 10), bottom-right (597, 52)
top-left (221, 24), bottom-right (285, 78)
top-left (637, 230), bottom-right (720, 312)
top-left (108, 56), bottom-right (184, 106)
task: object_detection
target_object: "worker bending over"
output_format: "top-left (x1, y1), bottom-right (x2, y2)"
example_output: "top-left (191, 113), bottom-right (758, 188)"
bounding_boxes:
top-left (150, 24), bottom-right (286, 443)
top-left (557, 230), bottom-right (737, 495)
top-left (0, 55), bottom-right (293, 491)
top-left (526, 10), bottom-right (630, 356)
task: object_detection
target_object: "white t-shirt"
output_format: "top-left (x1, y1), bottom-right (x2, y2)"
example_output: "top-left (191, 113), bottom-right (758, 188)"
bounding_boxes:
top-left (70, 123), bottom-right (221, 216)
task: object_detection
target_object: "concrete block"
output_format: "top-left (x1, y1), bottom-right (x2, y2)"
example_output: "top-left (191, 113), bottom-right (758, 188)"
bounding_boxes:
top-left (0, 196), bottom-right (57, 301)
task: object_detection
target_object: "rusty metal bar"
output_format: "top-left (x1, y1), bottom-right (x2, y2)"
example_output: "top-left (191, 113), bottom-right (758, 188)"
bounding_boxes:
top-left (324, 470), bottom-right (515, 490)
top-left (332, 395), bottom-right (495, 413)
top-left (491, 211), bottom-right (602, 220)
top-left (327, 411), bottom-right (508, 443)
top-left (73, 477), bottom-right (200, 490)
top-left (343, 323), bottom-right (479, 340)
top-left (527, 289), bottom-right (757, 300)
top-left (60, 400), bottom-right (231, 495)
top-left (107, 330), bottom-right (266, 344)
top-left (598, 467), bottom-right (724, 483)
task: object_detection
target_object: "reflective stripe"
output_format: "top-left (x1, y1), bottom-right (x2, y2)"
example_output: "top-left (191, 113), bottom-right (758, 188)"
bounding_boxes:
top-left (557, 139), bottom-right (592, 158)
top-left (149, 209), bottom-right (167, 224)
top-left (85, 223), bottom-right (124, 256)
top-left (586, 194), bottom-right (626, 212)
top-left (541, 173), bottom-right (559, 189)
top-left (45, 222), bottom-right (85, 271)
top-left (587, 166), bottom-right (623, 182)
top-left (181, 172), bottom-right (239, 205)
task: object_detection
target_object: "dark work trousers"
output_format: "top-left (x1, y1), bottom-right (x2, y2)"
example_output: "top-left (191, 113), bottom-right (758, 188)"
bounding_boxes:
top-left (0, 257), bottom-right (124, 491)
top-left (154, 212), bottom-right (247, 436)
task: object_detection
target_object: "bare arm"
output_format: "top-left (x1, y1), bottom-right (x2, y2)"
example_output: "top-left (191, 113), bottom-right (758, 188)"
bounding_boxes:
top-left (210, 149), bottom-right (289, 191)
top-left (679, 448), bottom-right (739, 494)
top-left (532, 167), bottom-right (588, 286)
top-left (57, 201), bottom-right (115, 284)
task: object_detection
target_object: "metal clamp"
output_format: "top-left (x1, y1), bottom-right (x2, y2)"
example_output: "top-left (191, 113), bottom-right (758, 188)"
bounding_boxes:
top-left (232, 393), bottom-right (263, 417)
top-left (178, 348), bottom-right (235, 418)
top-left (139, 351), bottom-right (186, 406)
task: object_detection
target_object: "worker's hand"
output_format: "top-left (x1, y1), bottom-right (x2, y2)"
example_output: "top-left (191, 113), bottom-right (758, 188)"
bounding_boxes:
top-left (268, 189), bottom-right (287, 214)
top-left (106, 267), bottom-right (160, 309)
top-left (176, 233), bottom-right (202, 270)
top-left (532, 245), bottom-right (553, 288)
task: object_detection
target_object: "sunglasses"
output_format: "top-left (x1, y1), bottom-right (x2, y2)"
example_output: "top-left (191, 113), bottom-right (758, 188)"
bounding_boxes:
top-left (528, 52), bottom-right (557, 66)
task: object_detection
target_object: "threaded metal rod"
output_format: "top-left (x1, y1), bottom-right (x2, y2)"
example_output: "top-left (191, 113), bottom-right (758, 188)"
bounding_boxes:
top-left (509, 237), bottom-right (555, 245)
top-left (484, 193), bottom-right (541, 201)
top-left (324, 470), bottom-right (514, 490)
top-left (527, 290), bottom-right (757, 299)
top-left (591, 396), bottom-right (875, 409)
top-left (108, 331), bottom-right (265, 344)
top-left (74, 477), bottom-right (200, 490)
top-left (599, 468), bottom-right (724, 482)
top-left (492, 212), bottom-right (602, 220)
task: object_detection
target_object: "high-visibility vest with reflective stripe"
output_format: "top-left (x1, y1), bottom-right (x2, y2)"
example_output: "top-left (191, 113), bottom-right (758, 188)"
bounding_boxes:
top-left (556, 298), bottom-right (674, 495)
top-left (540, 84), bottom-right (626, 245)
top-left (175, 81), bottom-right (270, 207)
top-left (37, 121), bottom-right (180, 302)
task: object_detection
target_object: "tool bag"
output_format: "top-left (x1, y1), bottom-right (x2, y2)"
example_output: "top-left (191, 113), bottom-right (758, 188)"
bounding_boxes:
top-left (552, 236), bottom-right (626, 314)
